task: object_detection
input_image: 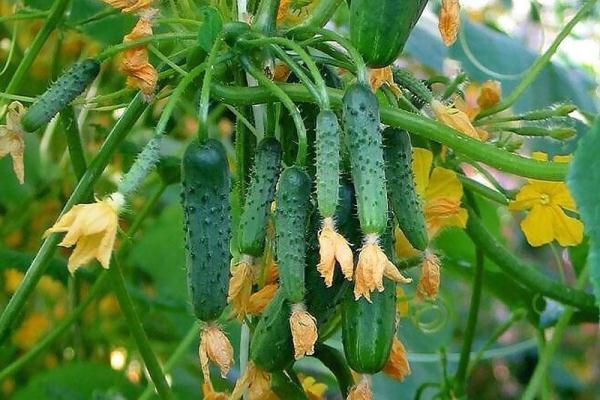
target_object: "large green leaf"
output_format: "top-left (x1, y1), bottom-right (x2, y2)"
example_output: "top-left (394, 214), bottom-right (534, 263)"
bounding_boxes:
top-left (567, 117), bottom-right (600, 311)
top-left (11, 362), bottom-right (140, 399)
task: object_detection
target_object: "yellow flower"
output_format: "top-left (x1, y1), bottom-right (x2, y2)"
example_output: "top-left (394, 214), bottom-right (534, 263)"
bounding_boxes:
top-left (227, 256), bottom-right (255, 320)
top-left (454, 80), bottom-right (501, 120)
top-left (0, 101), bottom-right (26, 184)
top-left (44, 193), bottom-right (122, 273)
top-left (301, 376), bottom-right (327, 400)
top-left (508, 152), bottom-right (583, 247)
top-left (102, 0), bottom-right (153, 13)
top-left (396, 286), bottom-right (409, 316)
top-left (318, 217), bottom-right (354, 287)
top-left (431, 99), bottom-right (485, 140)
top-left (439, 0), bottom-right (460, 46)
top-left (383, 337), bottom-right (411, 381)
top-left (199, 324), bottom-right (234, 383)
top-left (289, 304), bottom-right (318, 359)
top-left (354, 236), bottom-right (412, 302)
top-left (368, 67), bottom-right (401, 96)
top-left (347, 376), bottom-right (372, 400)
top-left (246, 283), bottom-right (278, 315)
top-left (12, 312), bottom-right (50, 350)
top-left (416, 250), bottom-right (441, 300)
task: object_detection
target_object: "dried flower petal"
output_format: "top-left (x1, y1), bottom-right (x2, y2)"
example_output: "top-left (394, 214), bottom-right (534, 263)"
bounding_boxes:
top-left (439, 0), bottom-right (460, 46)
top-left (368, 67), bottom-right (401, 96)
top-left (318, 218), bottom-right (354, 286)
top-left (199, 324), bottom-right (234, 383)
top-left (0, 101), bottom-right (26, 184)
top-left (290, 304), bottom-right (318, 359)
top-left (102, 0), bottom-right (153, 13)
top-left (431, 100), bottom-right (481, 140)
top-left (230, 362), bottom-right (277, 400)
top-left (45, 193), bottom-right (122, 273)
top-left (478, 80), bottom-right (501, 109)
top-left (416, 251), bottom-right (441, 299)
top-left (121, 18), bottom-right (157, 97)
top-left (347, 376), bottom-right (372, 400)
top-left (202, 382), bottom-right (228, 400)
top-left (272, 62), bottom-right (292, 82)
top-left (247, 284), bottom-right (278, 315)
top-left (228, 256), bottom-right (255, 320)
top-left (383, 337), bottom-right (411, 381)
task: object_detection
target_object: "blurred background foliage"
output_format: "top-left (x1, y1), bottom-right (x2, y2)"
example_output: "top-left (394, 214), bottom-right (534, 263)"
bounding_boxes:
top-left (0, 0), bottom-right (598, 399)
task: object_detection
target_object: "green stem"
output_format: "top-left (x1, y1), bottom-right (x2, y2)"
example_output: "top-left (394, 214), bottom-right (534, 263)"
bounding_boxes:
top-left (1, 0), bottom-right (70, 106)
top-left (0, 272), bottom-right (110, 381)
top-left (465, 208), bottom-right (597, 314)
top-left (459, 175), bottom-right (508, 205)
top-left (139, 324), bottom-right (198, 400)
top-left (240, 56), bottom-right (308, 166)
top-left (95, 33), bottom-right (196, 61)
top-left (210, 83), bottom-right (570, 181)
top-left (61, 107), bottom-right (88, 182)
top-left (198, 34), bottom-right (225, 142)
top-left (521, 266), bottom-right (589, 400)
top-left (454, 246), bottom-right (484, 394)
top-left (0, 94), bottom-right (147, 344)
top-left (0, 10), bottom-right (49, 23)
top-left (289, 0), bottom-right (342, 38)
top-left (476, 0), bottom-right (597, 119)
top-left (110, 259), bottom-right (175, 400)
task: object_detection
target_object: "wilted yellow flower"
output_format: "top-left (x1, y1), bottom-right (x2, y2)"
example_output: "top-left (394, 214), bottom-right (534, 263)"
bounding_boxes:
top-left (247, 284), bottom-right (278, 315)
top-left (354, 236), bottom-right (411, 302)
top-left (12, 312), bottom-right (50, 350)
top-left (347, 376), bottom-right (372, 400)
top-left (454, 80), bottom-right (501, 121)
top-left (290, 304), bottom-right (318, 359)
top-left (431, 100), bottom-right (484, 140)
top-left (202, 382), bottom-right (228, 400)
top-left (228, 256), bottom-right (255, 320)
top-left (121, 17), bottom-right (158, 97)
top-left (509, 152), bottom-right (582, 247)
top-left (0, 101), bottom-right (26, 184)
top-left (416, 251), bottom-right (441, 300)
top-left (230, 362), bottom-right (277, 400)
top-left (45, 193), bottom-right (123, 273)
top-left (3, 268), bottom-right (24, 293)
top-left (102, 0), bottom-right (153, 13)
top-left (383, 337), bottom-right (411, 381)
top-left (272, 62), bottom-right (292, 82)
top-left (368, 67), bottom-right (401, 96)
top-left (439, 0), bottom-right (460, 46)
top-left (301, 375), bottom-right (327, 400)
top-left (199, 324), bottom-right (234, 383)
top-left (277, 0), bottom-right (316, 28)
top-left (318, 217), bottom-right (354, 287)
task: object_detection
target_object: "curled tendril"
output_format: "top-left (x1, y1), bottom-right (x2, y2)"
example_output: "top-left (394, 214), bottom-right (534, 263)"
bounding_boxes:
top-left (410, 298), bottom-right (449, 334)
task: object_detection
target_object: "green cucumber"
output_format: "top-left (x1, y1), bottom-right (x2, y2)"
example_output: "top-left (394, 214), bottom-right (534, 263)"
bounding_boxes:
top-left (342, 83), bottom-right (388, 235)
top-left (238, 138), bottom-right (282, 256)
top-left (350, 0), bottom-right (428, 67)
top-left (383, 127), bottom-right (428, 250)
top-left (21, 59), bottom-right (100, 132)
top-left (314, 343), bottom-right (354, 398)
top-left (341, 227), bottom-right (397, 373)
top-left (271, 371), bottom-right (308, 400)
top-left (275, 166), bottom-right (311, 304)
top-left (250, 290), bottom-right (294, 372)
top-left (315, 110), bottom-right (341, 218)
top-left (181, 139), bottom-right (231, 321)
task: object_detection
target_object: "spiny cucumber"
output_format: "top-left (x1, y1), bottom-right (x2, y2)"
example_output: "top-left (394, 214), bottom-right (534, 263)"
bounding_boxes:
top-left (315, 109), bottom-right (341, 219)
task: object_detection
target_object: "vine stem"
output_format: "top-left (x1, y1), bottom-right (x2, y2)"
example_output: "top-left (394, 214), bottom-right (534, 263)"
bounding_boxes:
top-left (110, 258), bottom-right (175, 400)
top-left (521, 265), bottom-right (589, 400)
top-left (0, 0), bottom-right (70, 112)
top-left (476, 0), bottom-right (597, 119)
top-left (198, 34), bottom-right (225, 142)
top-left (95, 33), bottom-right (196, 61)
top-left (210, 83), bottom-right (569, 181)
top-left (0, 94), bottom-right (148, 344)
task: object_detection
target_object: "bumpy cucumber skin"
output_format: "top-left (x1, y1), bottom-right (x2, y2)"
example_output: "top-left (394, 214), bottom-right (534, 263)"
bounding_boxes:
top-left (238, 138), bottom-right (282, 256)
top-left (316, 110), bottom-right (341, 218)
top-left (181, 139), bottom-right (231, 322)
top-left (250, 290), bottom-right (294, 372)
top-left (383, 127), bottom-right (428, 250)
top-left (21, 59), bottom-right (100, 132)
top-left (342, 83), bottom-right (388, 235)
top-left (350, 0), bottom-right (428, 68)
top-left (275, 166), bottom-right (311, 304)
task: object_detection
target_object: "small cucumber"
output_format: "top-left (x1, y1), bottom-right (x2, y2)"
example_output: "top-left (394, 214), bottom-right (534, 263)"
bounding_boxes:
top-left (342, 227), bottom-right (397, 373)
top-left (250, 289), bottom-right (294, 372)
top-left (181, 139), bottom-right (231, 322)
top-left (21, 59), bottom-right (100, 132)
top-left (342, 83), bottom-right (388, 235)
top-left (275, 166), bottom-right (311, 304)
top-left (315, 109), bottom-right (341, 218)
top-left (383, 127), bottom-right (428, 250)
top-left (314, 343), bottom-right (354, 398)
top-left (238, 138), bottom-right (282, 256)
top-left (350, 0), bottom-right (428, 67)
top-left (271, 371), bottom-right (308, 400)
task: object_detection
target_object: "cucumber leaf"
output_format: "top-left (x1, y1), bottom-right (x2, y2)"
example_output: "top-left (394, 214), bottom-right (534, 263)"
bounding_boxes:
top-left (196, 6), bottom-right (223, 52)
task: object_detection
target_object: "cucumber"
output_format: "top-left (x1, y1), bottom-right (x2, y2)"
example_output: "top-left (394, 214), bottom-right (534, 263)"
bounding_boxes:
top-left (342, 227), bottom-right (397, 373)
top-left (271, 371), bottom-right (308, 400)
top-left (342, 83), bottom-right (388, 235)
top-left (238, 138), bottom-right (282, 256)
top-left (250, 289), bottom-right (294, 372)
top-left (314, 343), bottom-right (354, 398)
top-left (350, 0), bottom-right (428, 67)
top-left (275, 166), bottom-right (311, 304)
top-left (383, 127), bottom-right (428, 250)
top-left (181, 139), bottom-right (231, 321)
top-left (21, 59), bottom-right (100, 132)
top-left (315, 110), bottom-right (341, 218)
